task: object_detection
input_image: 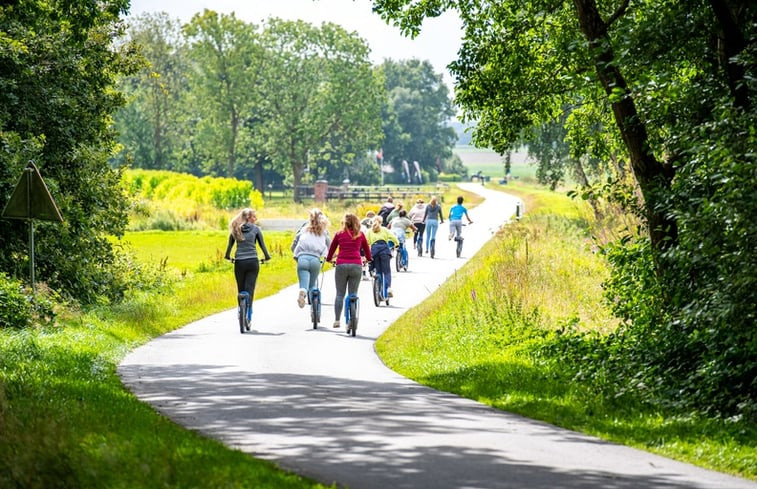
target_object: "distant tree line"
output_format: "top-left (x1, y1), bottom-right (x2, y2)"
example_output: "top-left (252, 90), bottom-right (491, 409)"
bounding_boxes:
top-left (113, 11), bottom-right (459, 194)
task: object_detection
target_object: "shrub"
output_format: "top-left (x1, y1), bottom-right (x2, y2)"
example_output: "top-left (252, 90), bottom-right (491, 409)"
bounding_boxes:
top-left (0, 274), bottom-right (32, 329)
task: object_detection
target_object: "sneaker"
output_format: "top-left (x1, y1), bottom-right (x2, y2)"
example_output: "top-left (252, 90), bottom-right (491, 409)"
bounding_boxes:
top-left (297, 289), bottom-right (306, 308)
top-left (448, 235), bottom-right (453, 241)
top-left (387, 288), bottom-right (394, 298)
top-left (332, 321), bottom-right (341, 328)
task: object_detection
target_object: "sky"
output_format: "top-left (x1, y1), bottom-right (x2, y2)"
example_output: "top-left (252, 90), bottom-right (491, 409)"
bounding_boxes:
top-left (126, 0), bottom-right (463, 93)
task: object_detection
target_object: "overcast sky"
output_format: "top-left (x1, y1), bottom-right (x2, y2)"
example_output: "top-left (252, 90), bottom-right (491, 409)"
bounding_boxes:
top-left (127, 0), bottom-right (463, 93)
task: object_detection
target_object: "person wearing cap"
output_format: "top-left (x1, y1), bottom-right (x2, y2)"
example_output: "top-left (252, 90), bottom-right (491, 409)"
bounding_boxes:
top-left (407, 198), bottom-right (427, 256)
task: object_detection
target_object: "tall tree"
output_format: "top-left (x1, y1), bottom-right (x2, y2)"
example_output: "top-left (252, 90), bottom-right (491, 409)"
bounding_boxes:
top-left (182, 10), bottom-right (264, 178)
top-left (0, 0), bottom-right (141, 302)
top-left (372, 0), bottom-right (756, 417)
top-left (258, 19), bottom-right (384, 200)
top-left (114, 12), bottom-right (189, 170)
top-left (379, 59), bottom-right (456, 183)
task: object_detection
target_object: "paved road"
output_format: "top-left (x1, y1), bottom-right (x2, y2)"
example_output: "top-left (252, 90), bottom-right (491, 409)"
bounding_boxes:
top-left (119, 184), bottom-right (755, 489)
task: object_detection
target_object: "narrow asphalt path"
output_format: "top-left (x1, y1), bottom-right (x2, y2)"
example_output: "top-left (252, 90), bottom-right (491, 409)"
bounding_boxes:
top-left (119, 184), bottom-right (755, 489)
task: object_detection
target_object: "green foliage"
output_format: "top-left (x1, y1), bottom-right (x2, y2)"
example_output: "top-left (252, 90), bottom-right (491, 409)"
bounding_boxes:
top-left (0, 0), bottom-right (143, 305)
top-left (123, 169), bottom-right (264, 230)
top-left (379, 59), bottom-right (457, 183)
top-left (0, 273), bottom-right (32, 329)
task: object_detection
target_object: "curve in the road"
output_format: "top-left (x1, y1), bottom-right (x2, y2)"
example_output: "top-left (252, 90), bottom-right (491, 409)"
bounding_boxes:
top-left (119, 184), bottom-right (755, 489)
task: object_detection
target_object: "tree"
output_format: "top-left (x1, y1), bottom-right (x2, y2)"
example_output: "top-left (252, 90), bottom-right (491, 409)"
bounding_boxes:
top-left (379, 59), bottom-right (456, 183)
top-left (257, 19), bottom-right (384, 200)
top-left (0, 0), bottom-right (142, 303)
top-left (182, 10), bottom-right (264, 178)
top-left (372, 0), bottom-right (756, 417)
top-left (114, 12), bottom-right (189, 170)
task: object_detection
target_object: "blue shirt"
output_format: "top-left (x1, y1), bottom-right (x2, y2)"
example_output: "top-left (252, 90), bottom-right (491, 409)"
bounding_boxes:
top-left (449, 204), bottom-right (468, 221)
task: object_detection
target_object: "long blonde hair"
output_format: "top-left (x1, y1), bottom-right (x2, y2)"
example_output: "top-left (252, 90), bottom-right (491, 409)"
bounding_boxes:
top-left (230, 208), bottom-right (256, 241)
top-left (306, 208), bottom-right (329, 236)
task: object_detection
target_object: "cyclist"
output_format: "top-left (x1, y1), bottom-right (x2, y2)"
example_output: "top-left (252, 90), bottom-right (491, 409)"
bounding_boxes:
top-left (423, 196), bottom-right (444, 253)
top-left (224, 208), bottom-right (272, 316)
top-left (385, 201), bottom-right (405, 225)
top-left (292, 208), bottom-right (330, 308)
top-left (407, 198), bottom-right (427, 255)
top-left (388, 209), bottom-right (417, 250)
top-left (365, 216), bottom-right (396, 297)
top-left (448, 196), bottom-right (473, 241)
top-left (326, 213), bottom-right (372, 329)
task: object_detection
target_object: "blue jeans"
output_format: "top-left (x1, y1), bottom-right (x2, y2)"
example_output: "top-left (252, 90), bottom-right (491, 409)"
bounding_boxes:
top-left (425, 219), bottom-right (439, 248)
top-left (296, 254), bottom-right (321, 291)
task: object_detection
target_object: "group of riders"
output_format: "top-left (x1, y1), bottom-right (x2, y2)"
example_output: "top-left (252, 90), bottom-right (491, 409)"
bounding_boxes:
top-left (224, 195), bottom-right (472, 330)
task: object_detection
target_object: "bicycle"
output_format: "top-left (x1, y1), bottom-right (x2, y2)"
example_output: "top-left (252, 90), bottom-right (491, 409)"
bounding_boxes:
top-left (453, 223), bottom-right (471, 258)
top-left (343, 293), bottom-right (359, 336)
top-left (309, 261), bottom-right (325, 329)
top-left (372, 261), bottom-right (391, 307)
top-left (237, 291), bottom-right (251, 333)
top-left (395, 239), bottom-right (409, 272)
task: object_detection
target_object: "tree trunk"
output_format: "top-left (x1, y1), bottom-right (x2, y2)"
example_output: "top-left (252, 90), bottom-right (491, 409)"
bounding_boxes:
top-left (572, 0), bottom-right (678, 266)
top-left (708, 0), bottom-right (751, 110)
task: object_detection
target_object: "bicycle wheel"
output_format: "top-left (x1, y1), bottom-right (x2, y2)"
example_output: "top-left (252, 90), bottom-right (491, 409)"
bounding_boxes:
top-left (372, 276), bottom-right (381, 306)
top-left (402, 249), bottom-right (409, 271)
top-left (430, 239), bottom-right (435, 259)
top-left (348, 297), bottom-right (358, 336)
top-left (237, 293), bottom-right (248, 334)
top-left (310, 290), bottom-right (320, 329)
top-left (395, 247), bottom-right (402, 272)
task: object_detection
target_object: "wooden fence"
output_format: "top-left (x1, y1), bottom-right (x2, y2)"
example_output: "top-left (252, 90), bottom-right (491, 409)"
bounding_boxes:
top-left (295, 184), bottom-right (449, 203)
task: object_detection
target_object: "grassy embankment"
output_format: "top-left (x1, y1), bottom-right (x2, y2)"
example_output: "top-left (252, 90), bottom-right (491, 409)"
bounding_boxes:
top-left (377, 180), bottom-right (756, 480)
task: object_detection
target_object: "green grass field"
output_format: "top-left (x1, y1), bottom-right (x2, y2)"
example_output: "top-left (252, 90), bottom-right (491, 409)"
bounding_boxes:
top-left (453, 145), bottom-right (537, 181)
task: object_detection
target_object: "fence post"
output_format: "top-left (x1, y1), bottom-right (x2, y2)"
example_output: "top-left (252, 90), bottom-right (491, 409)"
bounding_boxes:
top-left (314, 180), bottom-right (328, 204)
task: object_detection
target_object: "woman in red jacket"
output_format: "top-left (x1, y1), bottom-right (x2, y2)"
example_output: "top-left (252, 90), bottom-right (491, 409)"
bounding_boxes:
top-left (326, 213), bottom-right (372, 328)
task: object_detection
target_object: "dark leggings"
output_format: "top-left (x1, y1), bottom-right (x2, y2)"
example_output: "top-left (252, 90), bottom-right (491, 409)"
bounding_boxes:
top-left (234, 258), bottom-right (260, 299)
top-left (334, 264), bottom-right (362, 320)
top-left (413, 223), bottom-right (426, 248)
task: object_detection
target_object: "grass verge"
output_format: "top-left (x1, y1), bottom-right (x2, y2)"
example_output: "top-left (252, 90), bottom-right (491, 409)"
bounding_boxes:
top-left (375, 181), bottom-right (756, 480)
top-left (0, 231), bottom-right (335, 489)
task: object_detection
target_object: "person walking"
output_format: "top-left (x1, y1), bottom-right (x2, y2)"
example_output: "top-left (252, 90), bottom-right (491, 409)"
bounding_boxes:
top-left (224, 208), bottom-right (272, 318)
top-left (407, 198), bottom-right (427, 256)
top-left (448, 196), bottom-right (473, 241)
top-left (326, 213), bottom-right (372, 329)
top-left (423, 196), bottom-right (444, 253)
top-left (292, 208), bottom-right (331, 308)
top-left (377, 197), bottom-right (395, 226)
top-left (365, 216), bottom-right (396, 297)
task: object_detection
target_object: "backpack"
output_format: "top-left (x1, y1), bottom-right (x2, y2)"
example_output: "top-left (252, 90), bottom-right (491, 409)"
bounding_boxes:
top-left (377, 206), bottom-right (392, 226)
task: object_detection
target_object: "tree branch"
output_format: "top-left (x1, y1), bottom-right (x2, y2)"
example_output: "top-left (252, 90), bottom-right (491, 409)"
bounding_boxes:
top-left (606, 0), bottom-right (630, 27)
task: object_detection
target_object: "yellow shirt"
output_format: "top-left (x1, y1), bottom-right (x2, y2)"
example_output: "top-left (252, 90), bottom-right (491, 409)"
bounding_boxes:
top-left (365, 226), bottom-right (396, 246)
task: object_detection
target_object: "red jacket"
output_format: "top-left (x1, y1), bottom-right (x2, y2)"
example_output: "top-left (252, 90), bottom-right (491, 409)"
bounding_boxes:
top-left (326, 230), bottom-right (371, 265)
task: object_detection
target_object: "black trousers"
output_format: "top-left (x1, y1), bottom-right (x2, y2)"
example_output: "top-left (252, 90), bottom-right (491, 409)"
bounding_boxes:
top-left (234, 258), bottom-right (260, 298)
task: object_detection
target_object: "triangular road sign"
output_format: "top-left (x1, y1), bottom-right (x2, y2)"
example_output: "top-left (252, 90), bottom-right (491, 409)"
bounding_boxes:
top-left (1, 162), bottom-right (63, 222)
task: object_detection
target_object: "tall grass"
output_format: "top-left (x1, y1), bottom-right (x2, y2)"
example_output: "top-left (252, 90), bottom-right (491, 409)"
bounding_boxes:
top-left (376, 182), bottom-right (756, 480)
